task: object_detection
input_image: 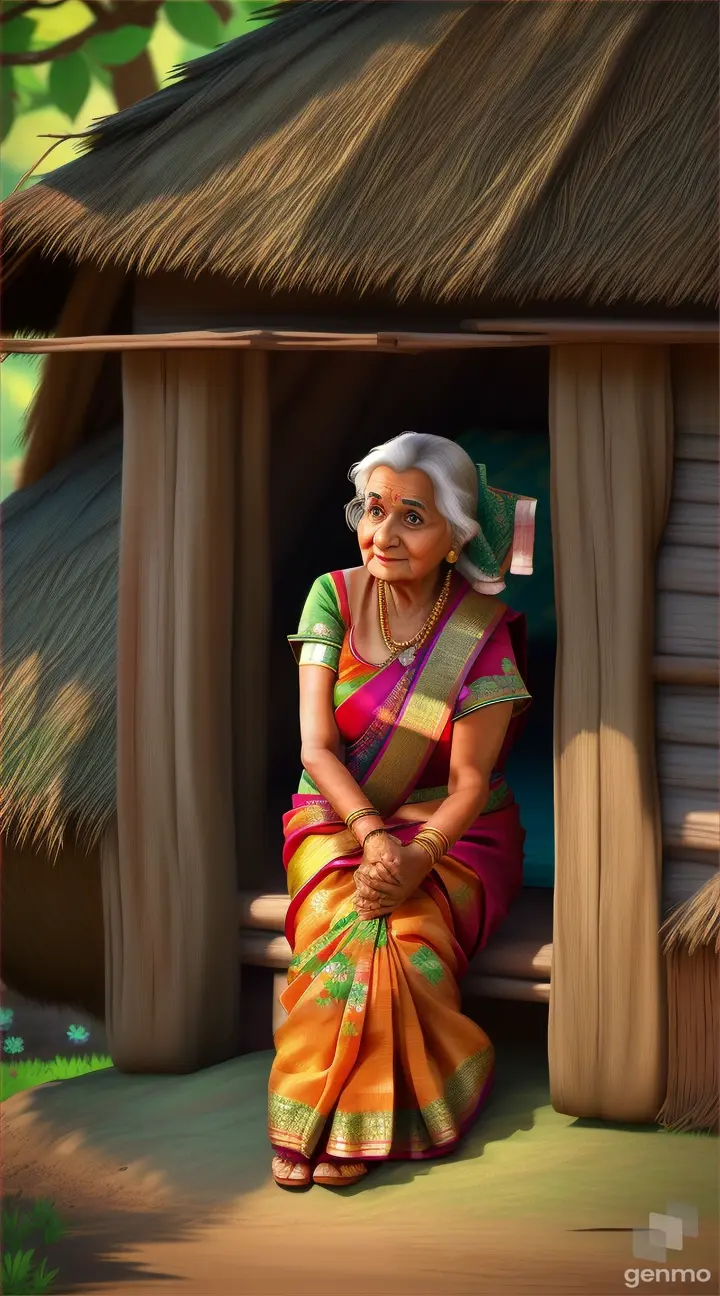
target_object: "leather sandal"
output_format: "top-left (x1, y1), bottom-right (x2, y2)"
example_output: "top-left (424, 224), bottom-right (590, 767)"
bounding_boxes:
top-left (272, 1156), bottom-right (312, 1189)
top-left (312, 1161), bottom-right (368, 1187)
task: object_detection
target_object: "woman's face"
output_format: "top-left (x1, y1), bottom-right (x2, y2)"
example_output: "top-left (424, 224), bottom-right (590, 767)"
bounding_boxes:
top-left (357, 466), bottom-right (453, 584)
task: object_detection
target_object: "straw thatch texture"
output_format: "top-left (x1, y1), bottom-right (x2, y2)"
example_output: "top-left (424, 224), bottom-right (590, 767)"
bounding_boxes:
top-left (2, 0), bottom-right (717, 323)
top-left (1, 429), bottom-right (121, 854)
top-left (657, 873), bottom-right (720, 1132)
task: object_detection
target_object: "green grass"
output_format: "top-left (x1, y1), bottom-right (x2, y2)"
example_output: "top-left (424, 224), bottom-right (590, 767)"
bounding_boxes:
top-left (1, 1199), bottom-right (64, 1294)
top-left (0, 1054), bottom-right (113, 1102)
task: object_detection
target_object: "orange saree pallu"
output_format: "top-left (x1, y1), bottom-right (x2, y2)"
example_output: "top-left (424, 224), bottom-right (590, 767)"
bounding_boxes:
top-left (269, 571), bottom-right (530, 1164)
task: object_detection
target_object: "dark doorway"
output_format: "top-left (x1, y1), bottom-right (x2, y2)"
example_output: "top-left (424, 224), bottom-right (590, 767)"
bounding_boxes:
top-left (261, 347), bottom-right (554, 892)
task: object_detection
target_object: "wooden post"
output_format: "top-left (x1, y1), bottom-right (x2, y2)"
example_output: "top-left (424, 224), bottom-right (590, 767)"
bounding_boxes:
top-left (548, 344), bottom-right (672, 1121)
top-left (102, 350), bottom-right (240, 1072)
top-left (234, 351), bottom-right (270, 880)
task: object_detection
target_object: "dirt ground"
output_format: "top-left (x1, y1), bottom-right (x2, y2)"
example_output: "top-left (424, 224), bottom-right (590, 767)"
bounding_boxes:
top-left (2, 999), bottom-right (718, 1296)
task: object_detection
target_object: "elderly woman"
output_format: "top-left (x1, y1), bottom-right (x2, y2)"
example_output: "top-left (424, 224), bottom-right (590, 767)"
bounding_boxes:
top-left (269, 432), bottom-right (535, 1189)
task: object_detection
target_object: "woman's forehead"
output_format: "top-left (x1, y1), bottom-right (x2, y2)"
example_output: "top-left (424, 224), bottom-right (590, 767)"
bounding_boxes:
top-left (365, 466), bottom-right (437, 505)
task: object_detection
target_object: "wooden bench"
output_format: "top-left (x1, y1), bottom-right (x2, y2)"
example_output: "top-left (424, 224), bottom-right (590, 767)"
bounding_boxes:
top-left (238, 887), bottom-right (553, 1031)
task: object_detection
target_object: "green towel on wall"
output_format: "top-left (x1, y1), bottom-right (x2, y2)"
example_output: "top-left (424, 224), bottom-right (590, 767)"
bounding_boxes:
top-left (457, 430), bottom-right (555, 887)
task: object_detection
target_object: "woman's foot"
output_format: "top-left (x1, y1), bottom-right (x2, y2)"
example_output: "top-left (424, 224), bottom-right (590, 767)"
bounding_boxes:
top-left (272, 1155), bottom-right (312, 1189)
top-left (312, 1161), bottom-right (368, 1187)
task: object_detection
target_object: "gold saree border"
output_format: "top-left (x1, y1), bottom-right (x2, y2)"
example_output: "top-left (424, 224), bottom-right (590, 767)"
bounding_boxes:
top-left (361, 590), bottom-right (503, 816)
top-left (268, 1045), bottom-right (494, 1159)
top-left (287, 827), bottom-right (359, 901)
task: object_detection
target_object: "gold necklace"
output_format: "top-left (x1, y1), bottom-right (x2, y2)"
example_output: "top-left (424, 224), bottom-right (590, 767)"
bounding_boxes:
top-left (377, 569), bottom-right (452, 666)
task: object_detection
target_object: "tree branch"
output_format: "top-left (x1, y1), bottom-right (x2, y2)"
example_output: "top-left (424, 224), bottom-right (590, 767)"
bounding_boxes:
top-left (0, 0), bottom-right (163, 66)
top-left (110, 49), bottom-right (158, 109)
top-left (0, 1), bottom-right (66, 24)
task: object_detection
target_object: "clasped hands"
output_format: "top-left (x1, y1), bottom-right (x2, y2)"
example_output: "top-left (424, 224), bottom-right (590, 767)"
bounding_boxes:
top-left (353, 830), bottom-right (431, 920)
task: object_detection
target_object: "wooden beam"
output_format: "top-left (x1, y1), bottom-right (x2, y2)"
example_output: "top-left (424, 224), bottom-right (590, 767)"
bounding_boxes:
top-left (0, 328), bottom-right (561, 355)
top-left (241, 930), bottom-right (552, 1005)
top-left (239, 922), bottom-right (554, 979)
top-left (238, 891), bottom-right (289, 931)
top-left (462, 319), bottom-right (719, 345)
top-left (652, 656), bottom-right (719, 686)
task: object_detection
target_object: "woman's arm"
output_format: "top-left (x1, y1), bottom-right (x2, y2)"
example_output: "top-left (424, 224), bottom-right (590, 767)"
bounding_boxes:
top-left (354, 700), bottom-right (514, 917)
top-left (299, 664), bottom-right (386, 843)
top-left (423, 699), bottom-right (514, 847)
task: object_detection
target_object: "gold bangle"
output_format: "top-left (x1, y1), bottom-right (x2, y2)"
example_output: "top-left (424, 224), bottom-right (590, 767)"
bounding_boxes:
top-left (417, 826), bottom-right (451, 855)
top-left (412, 836), bottom-right (439, 866)
top-left (345, 807), bottom-right (378, 829)
top-left (414, 828), bottom-right (450, 864)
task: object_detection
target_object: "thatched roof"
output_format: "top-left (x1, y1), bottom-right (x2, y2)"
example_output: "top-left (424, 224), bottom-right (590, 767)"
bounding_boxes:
top-left (1, 430), bottom-right (121, 854)
top-left (3, 0), bottom-right (718, 331)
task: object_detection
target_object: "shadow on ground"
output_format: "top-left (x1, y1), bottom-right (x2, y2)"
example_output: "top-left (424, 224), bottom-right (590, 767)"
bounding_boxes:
top-left (3, 999), bottom-right (718, 1294)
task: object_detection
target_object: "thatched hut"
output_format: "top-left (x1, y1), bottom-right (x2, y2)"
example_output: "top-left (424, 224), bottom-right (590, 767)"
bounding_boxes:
top-left (2, 0), bottom-right (718, 1126)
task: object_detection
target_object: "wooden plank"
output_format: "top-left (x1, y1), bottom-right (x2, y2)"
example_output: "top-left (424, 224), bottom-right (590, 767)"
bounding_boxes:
top-left (658, 742), bottom-right (718, 792)
top-left (662, 858), bottom-right (719, 913)
top-left (653, 657), bottom-right (719, 686)
top-left (239, 930), bottom-right (292, 969)
top-left (463, 975), bottom-right (550, 1003)
top-left (462, 319), bottom-right (719, 344)
top-left (662, 500), bottom-right (717, 549)
top-left (655, 593), bottom-right (718, 660)
top-left (4, 324), bottom-right (719, 357)
top-left (656, 686), bottom-right (719, 746)
top-left (238, 892), bottom-right (289, 931)
top-left (661, 789), bottom-right (720, 852)
top-left (672, 459), bottom-right (719, 507)
top-left (238, 887), bottom-right (555, 984)
top-left (675, 432), bottom-right (719, 463)
top-left (472, 887), bottom-right (553, 979)
top-left (473, 939), bottom-right (552, 980)
top-left (656, 545), bottom-right (717, 596)
top-left (1, 329), bottom-right (544, 356)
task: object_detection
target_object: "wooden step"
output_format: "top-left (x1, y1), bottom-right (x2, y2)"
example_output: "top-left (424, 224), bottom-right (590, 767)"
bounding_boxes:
top-left (238, 887), bottom-right (554, 988)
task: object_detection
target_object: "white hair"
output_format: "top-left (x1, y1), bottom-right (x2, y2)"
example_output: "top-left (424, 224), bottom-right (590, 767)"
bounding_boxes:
top-left (345, 432), bottom-right (501, 593)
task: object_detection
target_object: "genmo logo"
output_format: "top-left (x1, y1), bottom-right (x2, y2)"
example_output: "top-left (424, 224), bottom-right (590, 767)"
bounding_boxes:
top-left (623, 1201), bottom-right (713, 1289)
top-left (624, 1268), bottom-right (712, 1289)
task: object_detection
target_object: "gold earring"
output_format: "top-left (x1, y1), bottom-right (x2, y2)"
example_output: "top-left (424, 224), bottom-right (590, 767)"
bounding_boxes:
top-left (446, 549), bottom-right (458, 564)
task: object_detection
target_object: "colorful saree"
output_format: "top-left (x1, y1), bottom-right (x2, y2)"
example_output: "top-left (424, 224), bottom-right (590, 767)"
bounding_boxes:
top-left (268, 569), bottom-right (531, 1163)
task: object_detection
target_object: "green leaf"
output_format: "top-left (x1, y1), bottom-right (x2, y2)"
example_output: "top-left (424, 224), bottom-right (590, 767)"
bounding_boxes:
top-left (86, 24), bottom-right (153, 67)
top-left (30, 1256), bottom-right (60, 1292)
top-left (165, 1), bottom-right (224, 48)
top-left (1, 14), bottom-right (35, 55)
top-left (80, 50), bottom-right (112, 90)
top-left (2, 65), bottom-right (16, 138)
top-left (49, 52), bottom-right (91, 121)
top-left (2, 1247), bottom-right (34, 1285)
